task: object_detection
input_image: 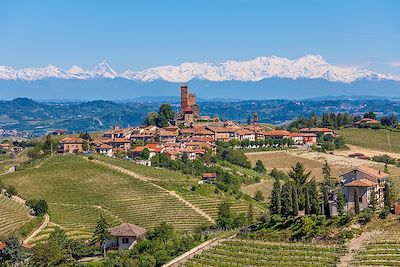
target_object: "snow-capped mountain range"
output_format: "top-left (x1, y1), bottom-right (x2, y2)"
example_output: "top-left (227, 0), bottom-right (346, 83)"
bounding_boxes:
top-left (1, 55), bottom-right (399, 83)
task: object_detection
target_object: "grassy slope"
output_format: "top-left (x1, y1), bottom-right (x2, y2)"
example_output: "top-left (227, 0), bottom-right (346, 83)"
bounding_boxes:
top-left (0, 195), bottom-right (32, 240)
top-left (338, 128), bottom-right (400, 153)
top-left (0, 155), bottom-right (210, 242)
top-left (95, 156), bottom-right (265, 220)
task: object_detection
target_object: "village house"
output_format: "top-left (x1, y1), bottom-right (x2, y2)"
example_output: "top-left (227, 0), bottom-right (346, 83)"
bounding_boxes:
top-left (201, 172), bottom-right (217, 183)
top-left (178, 127), bottom-right (214, 140)
top-left (131, 143), bottom-right (165, 159)
top-left (353, 118), bottom-right (380, 128)
top-left (105, 223), bottom-right (146, 251)
top-left (289, 133), bottom-right (317, 145)
top-left (158, 129), bottom-right (178, 143)
top-left (340, 165), bottom-right (389, 212)
top-left (299, 127), bottom-right (336, 137)
top-left (164, 147), bottom-right (205, 161)
top-left (182, 141), bottom-right (217, 155)
top-left (59, 137), bottom-right (84, 154)
top-left (103, 126), bottom-right (133, 139)
top-left (207, 126), bottom-right (236, 142)
top-left (264, 130), bottom-right (292, 140)
top-left (235, 129), bottom-right (256, 141)
top-left (95, 143), bottom-right (113, 157)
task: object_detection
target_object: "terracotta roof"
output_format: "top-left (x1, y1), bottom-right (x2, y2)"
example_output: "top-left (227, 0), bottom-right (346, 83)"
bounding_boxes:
top-left (235, 129), bottom-right (254, 135)
top-left (179, 137), bottom-right (215, 142)
top-left (340, 165), bottom-right (389, 180)
top-left (98, 143), bottom-right (113, 149)
top-left (60, 137), bottom-right (84, 144)
top-left (344, 178), bottom-right (378, 187)
top-left (354, 118), bottom-right (380, 125)
top-left (159, 130), bottom-right (177, 137)
top-left (299, 127), bottom-right (333, 133)
top-left (206, 127), bottom-right (236, 133)
top-left (107, 138), bottom-right (131, 143)
top-left (264, 130), bottom-right (291, 136)
top-left (0, 242), bottom-right (5, 250)
top-left (109, 223), bottom-right (146, 237)
top-left (202, 172), bottom-right (217, 179)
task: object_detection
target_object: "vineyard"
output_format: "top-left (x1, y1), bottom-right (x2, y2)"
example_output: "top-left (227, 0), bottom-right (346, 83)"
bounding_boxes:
top-left (351, 228), bottom-right (400, 266)
top-left (184, 239), bottom-right (343, 267)
top-left (0, 195), bottom-right (32, 239)
top-left (0, 155), bottom-right (211, 242)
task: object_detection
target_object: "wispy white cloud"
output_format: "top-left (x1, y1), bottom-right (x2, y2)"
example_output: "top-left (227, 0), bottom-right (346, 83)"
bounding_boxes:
top-left (386, 61), bottom-right (400, 68)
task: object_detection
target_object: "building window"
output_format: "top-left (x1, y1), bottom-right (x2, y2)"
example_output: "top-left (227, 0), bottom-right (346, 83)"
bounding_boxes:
top-left (122, 237), bottom-right (129, 244)
top-left (359, 197), bottom-right (362, 202)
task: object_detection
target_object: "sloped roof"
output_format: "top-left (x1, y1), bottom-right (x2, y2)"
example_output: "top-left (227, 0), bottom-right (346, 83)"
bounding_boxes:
top-left (264, 130), bottom-right (291, 136)
top-left (344, 178), bottom-right (378, 187)
top-left (341, 165), bottom-right (389, 180)
top-left (60, 137), bottom-right (84, 144)
top-left (299, 127), bottom-right (333, 132)
top-left (108, 223), bottom-right (146, 237)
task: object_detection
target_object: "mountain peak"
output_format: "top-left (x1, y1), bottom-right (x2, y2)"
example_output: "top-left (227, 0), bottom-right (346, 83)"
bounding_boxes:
top-left (1, 55), bottom-right (399, 83)
top-left (92, 61), bottom-right (117, 78)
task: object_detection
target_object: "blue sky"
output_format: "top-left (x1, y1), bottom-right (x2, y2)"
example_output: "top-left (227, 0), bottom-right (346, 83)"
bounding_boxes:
top-left (1, 0), bottom-right (399, 74)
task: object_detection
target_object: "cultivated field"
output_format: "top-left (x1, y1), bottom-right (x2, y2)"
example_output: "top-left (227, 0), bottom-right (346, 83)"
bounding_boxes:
top-left (184, 238), bottom-right (343, 267)
top-left (0, 195), bottom-right (32, 239)
top-left (246, 151), bottom-right (349, 181)
top-left (96, 156), bottom-right (263, 220)
top-left (0, 155), bottom-right (211, 241)
top-left (351, 218), bottom-right (400, 266)
top-left (338, 128), bottom-right (400, 154)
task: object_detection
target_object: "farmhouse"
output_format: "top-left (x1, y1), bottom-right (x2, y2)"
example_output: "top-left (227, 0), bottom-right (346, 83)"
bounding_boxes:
top-left (105, 223), bottom-right (146, 250)
top-left (340, 165), bottom-right (389, 212)
top-left (353, 118), bottom-right (380, 127)
top-left (59, 137), bottom-right (84, 154)
top-left (299, 127), bottom-right (336, 137)
top-left (201, 172), bottom-right (217, 183)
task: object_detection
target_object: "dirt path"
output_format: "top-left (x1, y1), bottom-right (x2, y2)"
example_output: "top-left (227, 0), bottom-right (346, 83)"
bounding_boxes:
top-left (23, 214), bottom-right (49, 245)
top-left (337, 230), bottom-right (382, 267)
top-left (91, 159), bottom-right (216, 224)
top-left (386, 131), bottom-right (392, 152)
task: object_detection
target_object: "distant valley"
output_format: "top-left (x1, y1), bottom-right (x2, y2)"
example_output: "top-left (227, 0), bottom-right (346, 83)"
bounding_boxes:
top-left (2, 97), bottom-right (400, 135)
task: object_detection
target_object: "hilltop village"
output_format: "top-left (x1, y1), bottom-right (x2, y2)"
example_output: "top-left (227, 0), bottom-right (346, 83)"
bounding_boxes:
top-left (59, 85), bottom-right (325, 160)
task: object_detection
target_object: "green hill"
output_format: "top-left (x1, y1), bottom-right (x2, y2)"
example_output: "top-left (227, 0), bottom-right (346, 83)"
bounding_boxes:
top-left (0, 195), bottom-right (32, 239)
top-left (338, 128), bottom-right (400, 153)
top-left (1, 155), bottom-right (262, 243)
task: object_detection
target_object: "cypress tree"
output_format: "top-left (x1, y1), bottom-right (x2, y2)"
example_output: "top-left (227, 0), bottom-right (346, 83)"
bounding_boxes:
top-left (336, 189), bottom-right (345, 216)
top-left (281, 183), bottom-right (293, 217)
top-left (384, 183), bottom-right (391, 208)
top-left (270, 178), bottom-right (281, 215)
top-left (309, 179), bottom-right (319, 215)
top-left (369, 189), bottom-right (377, 211)
top-left (292, 186), bottom-right (299, 216)
top-left (304, 186), bottom-right (310, 215)
top-left (323, 187), bottom-right (330, 218)
top-left (354, 190), bottom-right (360, 214)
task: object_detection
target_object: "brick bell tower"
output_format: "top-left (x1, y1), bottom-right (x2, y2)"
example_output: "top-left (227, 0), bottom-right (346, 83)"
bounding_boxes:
top-left (254, 111), bottom-right (259, 126)
top-left (181, 84), bottom-right (189, 112)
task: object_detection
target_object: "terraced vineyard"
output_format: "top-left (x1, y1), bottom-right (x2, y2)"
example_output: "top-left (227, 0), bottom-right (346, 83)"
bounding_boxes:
top-left (0, 195), bottom-right (32, 239)
top-left (178, 191), bottom-right (260, 220)
top-left (0, 156), bottom-right (211, 243)
top-left (185, 239), bottom-right (343, 267)
top-left (351, 230), bottom-right (400, 266)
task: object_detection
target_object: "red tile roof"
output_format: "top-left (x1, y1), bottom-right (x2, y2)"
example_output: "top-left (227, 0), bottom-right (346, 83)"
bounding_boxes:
top-left (299, 127), bottom-right (333, 133)
top-left (344, 178), bottom-right (378, 187)
top-left (60, 137), bottom-right (84, 144)
top-left (202, 172), bottom-right (217, 179)
top-left (340, 165), bottom-right (389, 180)
top-left (0, 242), bottom-right (5, 250)
top-left (264, 130), bottom-right (291, 137)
